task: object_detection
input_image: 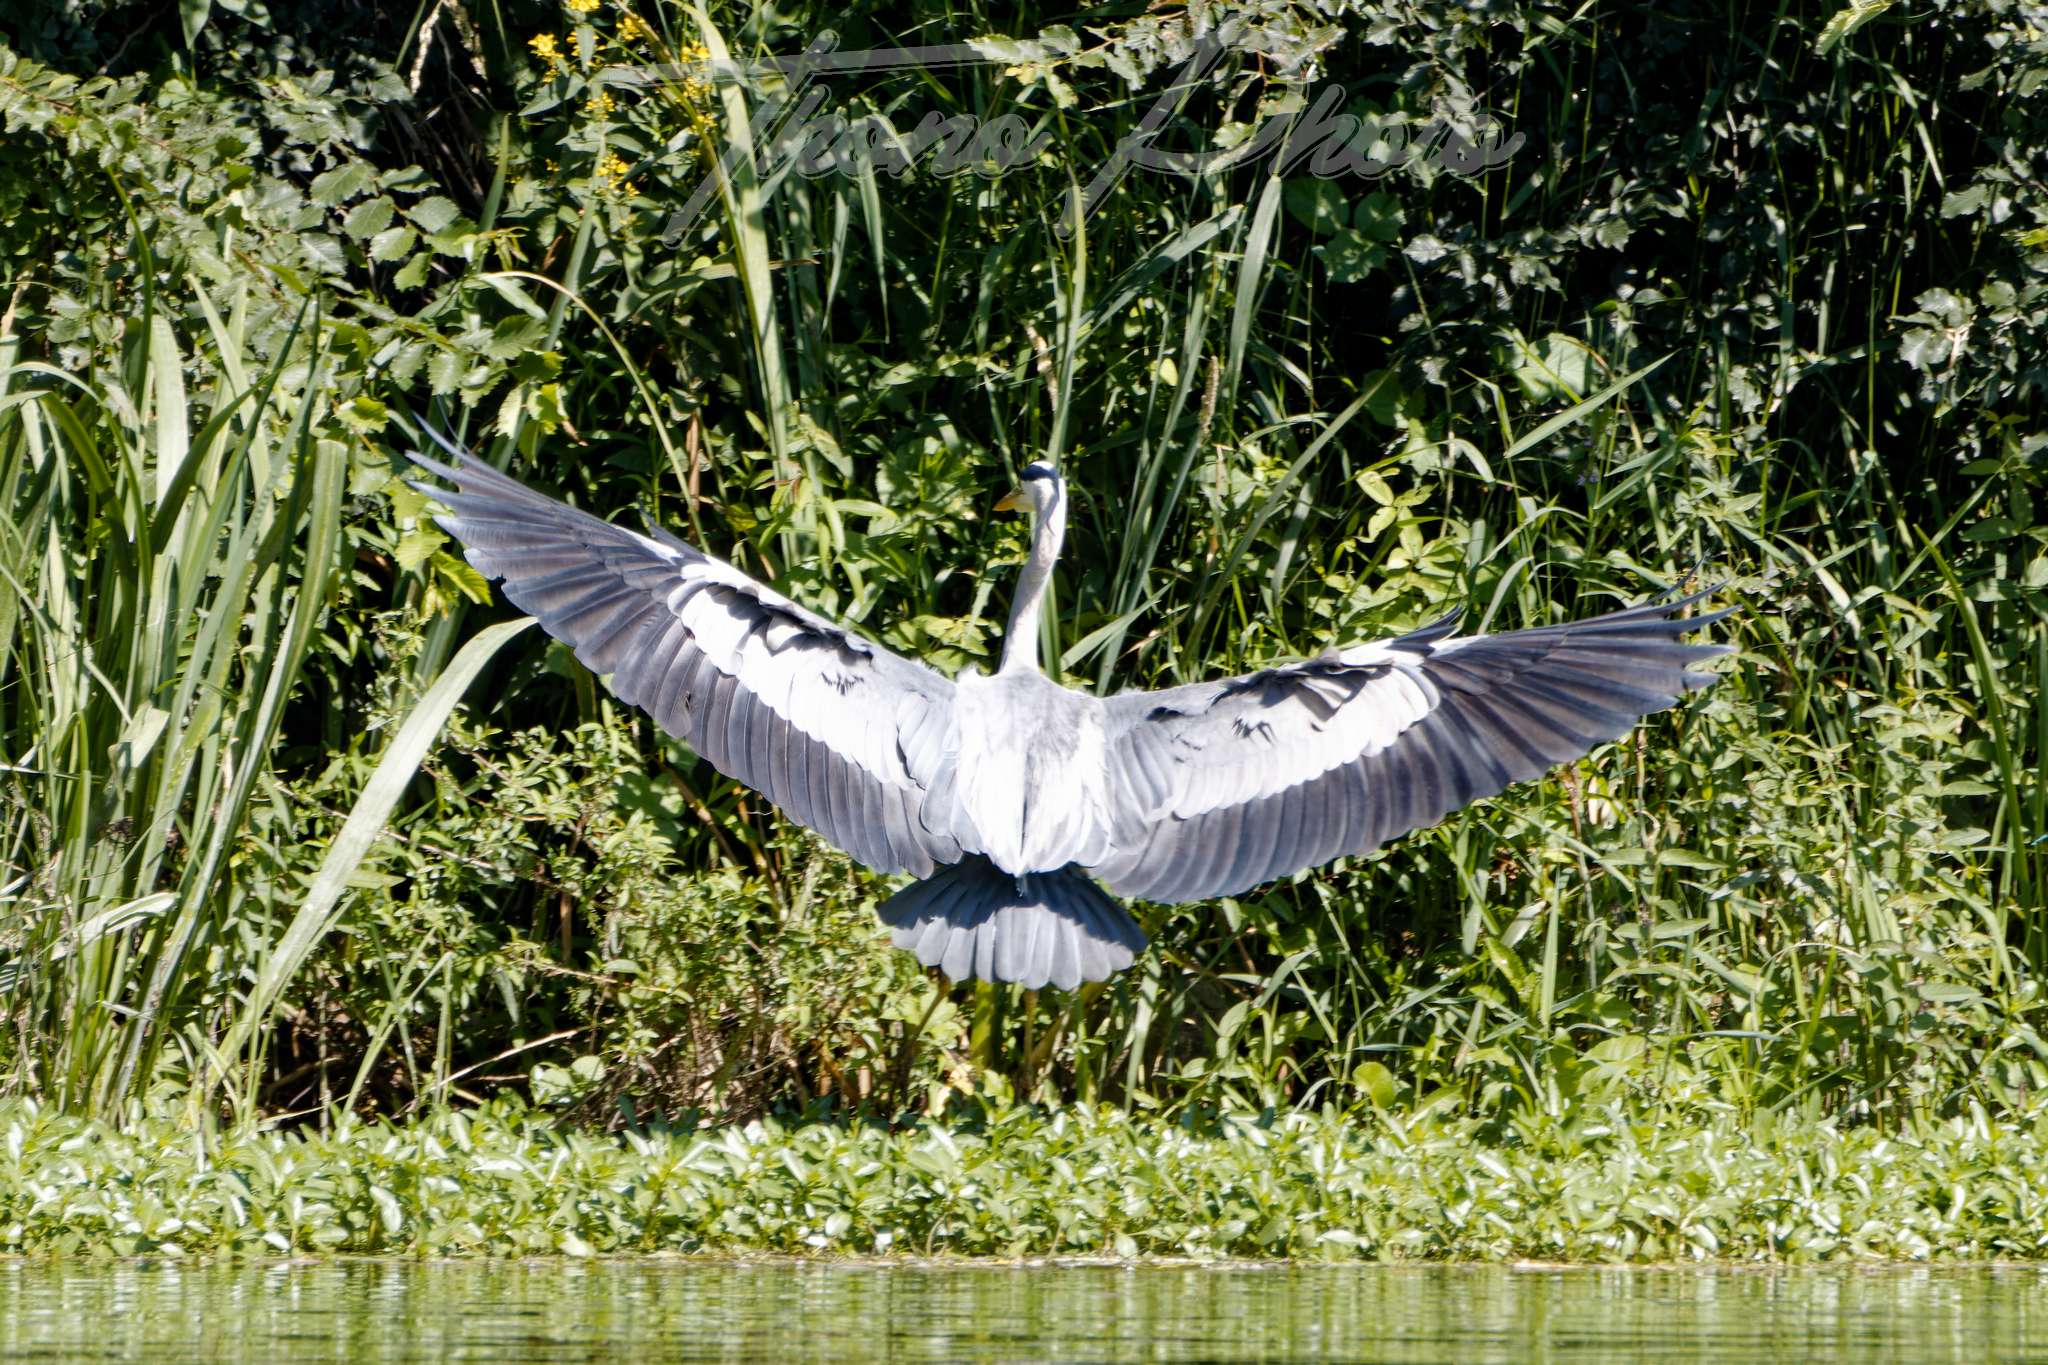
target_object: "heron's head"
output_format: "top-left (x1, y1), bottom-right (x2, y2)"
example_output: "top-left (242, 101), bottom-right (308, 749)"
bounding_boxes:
top-left (994, 460), bottom-right (1062, 517)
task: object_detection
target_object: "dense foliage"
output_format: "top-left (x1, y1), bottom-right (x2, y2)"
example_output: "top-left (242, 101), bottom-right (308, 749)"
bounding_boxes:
top-left (0, 0), bottom-right (2044, 1147)
top-left (8, 1093), bottom-right (2048, 1260)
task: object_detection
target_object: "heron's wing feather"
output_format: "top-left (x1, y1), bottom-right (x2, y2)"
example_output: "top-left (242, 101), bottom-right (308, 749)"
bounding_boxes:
top-left (1091, 594), bottom-right (1731, 901)
top-left (410, 445), bottom-right (961, 876)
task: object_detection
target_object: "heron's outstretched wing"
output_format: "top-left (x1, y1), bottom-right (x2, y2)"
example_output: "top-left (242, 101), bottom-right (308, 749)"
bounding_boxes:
top-left (410, 443), bottom-right (961, 876)
top-left (1091, 593), bottom-right (1732, 901)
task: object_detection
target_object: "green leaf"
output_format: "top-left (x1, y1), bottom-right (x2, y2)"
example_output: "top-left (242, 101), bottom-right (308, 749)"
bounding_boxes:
top-left (394, 525), bottom-right (446, 573)
top-left (427, 347), bottom-right (470, 395)
top-left (1312, 228), bottom-right (1387, 283)
top-left (479, 274), bottom-right (550, 320)
top-left (1588, 1035), bottom-right (1649, 1065)
top-left (1917, 983), bottom-right (1984, 1005)
top-left (343, 197), bottom-right (397, 239)
top-left (310, 163), bottom-right (375, 206)
top-left (1508, 331), bottom-right (1593, 401)
top-left (1898, 328), bottom-right (1950, 372)
top-left (1815, 0), bottom-right (1896, 53)
top-left (148, 316), bottom-right (190, 506)
top-left (1500, 353), bottom-right (1670, 460)
top-left (431, 552), bottom-right (494, 605)
top-left (338, 395), bottom-right (388, 433)
top-left (485, 316), bottom-right (548, 359)
top-left (408, 196), bottom-right (462, 234)
top-left (1352, 191), bottom-right (1404, 242)
top-left (391, 253), bottom-right (432, 290)
top-left (178, 0), bottom-right (211, 48)
top-left (1350, 1060), bottom-right (1396, 1107)
top-left (1283, 179), bottom-right (1347, 236)
top-left (211, 618), bottom-right (540, 1080)
top-left (1940, 185), bottom-right (1989, 219)
top-left (369, 226), bottom-right (415, 262)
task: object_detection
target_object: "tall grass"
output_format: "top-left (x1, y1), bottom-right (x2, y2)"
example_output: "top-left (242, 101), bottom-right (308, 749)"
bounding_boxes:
top-left (0, 278), bottom-right (534, 1119)
top-left (0, 280), bottom-right (339, 1112)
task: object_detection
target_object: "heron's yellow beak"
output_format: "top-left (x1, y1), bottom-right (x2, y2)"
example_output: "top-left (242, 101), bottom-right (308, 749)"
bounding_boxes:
top-left (994, 489), bottom-right (1024, 513)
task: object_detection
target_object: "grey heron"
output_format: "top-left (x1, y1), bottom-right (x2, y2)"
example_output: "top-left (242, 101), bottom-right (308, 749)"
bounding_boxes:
top-left (410, 442), bottom-right (1730, 991)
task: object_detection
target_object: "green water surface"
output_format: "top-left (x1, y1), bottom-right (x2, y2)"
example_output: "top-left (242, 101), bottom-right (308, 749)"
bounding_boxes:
top-left (1, 1260), bottom-right (2043, 1363)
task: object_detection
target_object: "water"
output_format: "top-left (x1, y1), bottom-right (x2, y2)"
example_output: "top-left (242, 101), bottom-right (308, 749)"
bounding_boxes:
top-left (1, 1259), bottom-right (2044, 1363)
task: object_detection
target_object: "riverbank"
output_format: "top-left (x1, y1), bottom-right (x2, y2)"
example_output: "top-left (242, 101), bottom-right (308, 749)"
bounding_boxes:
top-left (5, 1098), bottom-right (2044, 1262)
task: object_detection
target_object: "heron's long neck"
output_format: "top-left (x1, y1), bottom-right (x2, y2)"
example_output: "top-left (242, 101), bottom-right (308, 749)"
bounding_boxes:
top-left (999, 493), bottom-right (1064, 675)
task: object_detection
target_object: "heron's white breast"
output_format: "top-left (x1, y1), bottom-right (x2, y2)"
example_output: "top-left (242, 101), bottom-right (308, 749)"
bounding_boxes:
top-left (951, 671), bottom-right (1117, 873)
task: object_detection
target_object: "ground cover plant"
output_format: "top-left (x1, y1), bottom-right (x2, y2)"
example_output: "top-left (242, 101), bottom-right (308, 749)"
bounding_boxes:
top-left (0, 0), bottom-right (2045, 1258)
top-left (8, 1094), bottom-right (2048, 1261)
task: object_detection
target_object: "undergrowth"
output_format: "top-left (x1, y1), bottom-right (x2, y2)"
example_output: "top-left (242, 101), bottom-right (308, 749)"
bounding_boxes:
top-left (6, 1095), bottom-right (2048, 1261)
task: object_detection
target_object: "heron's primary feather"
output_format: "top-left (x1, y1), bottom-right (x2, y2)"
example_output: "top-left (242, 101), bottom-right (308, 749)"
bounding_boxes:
top-left (1088, 595), bottom-right (1732, 901)
top-left (408, 444), bottom-right (962, 877)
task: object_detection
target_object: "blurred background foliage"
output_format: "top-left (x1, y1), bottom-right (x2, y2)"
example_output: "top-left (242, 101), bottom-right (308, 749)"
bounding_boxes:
top-left (0, 0), bottom-right (2043, 1135)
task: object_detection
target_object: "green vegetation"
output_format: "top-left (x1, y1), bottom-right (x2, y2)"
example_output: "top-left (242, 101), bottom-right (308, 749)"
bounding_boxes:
top-left (0, 0), bottom-right (2045, 1253)
top-left (8, 1094), bottom-right (2048, 1261)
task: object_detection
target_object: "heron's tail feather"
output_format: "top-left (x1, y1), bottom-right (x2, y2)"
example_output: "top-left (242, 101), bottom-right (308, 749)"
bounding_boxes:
top-left (877, 857), bottom-right (1146, 990)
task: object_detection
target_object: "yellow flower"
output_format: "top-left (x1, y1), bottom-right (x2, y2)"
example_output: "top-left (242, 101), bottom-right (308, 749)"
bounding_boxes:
top-left (618, 13), bottom-right (655, 43)
top-left (564, 0), bottom-right (600, 11)
top-left (529, 33), bottom-right (562, 64)
top-left (584, 89), bottom-right (616, 116)
top-left (593, 150), bottom-right (641, 197)
top-left (674, 40), bottom-right (712, 101)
